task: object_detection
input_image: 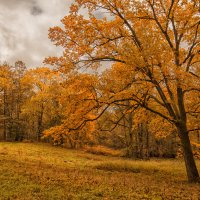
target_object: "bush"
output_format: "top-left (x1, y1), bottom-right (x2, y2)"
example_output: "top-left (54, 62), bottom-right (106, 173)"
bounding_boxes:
top-left (83, 145), bottom-right (122, 157)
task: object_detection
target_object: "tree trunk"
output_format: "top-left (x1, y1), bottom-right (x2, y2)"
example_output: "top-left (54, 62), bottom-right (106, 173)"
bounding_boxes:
top-left (138, 123), bottom-right (144, 159)
top-left (177, 124), bottom-right (199, 182)
top-left (145, 125), bottom-right (150, 159)
top-left (3, 121), bottom-right (6, 141)
top-left (127, 111), bottom-right (135, 157)
top-left (3, 89), bottom-right (7, 141)
top-left (37, 104), bottom-right (44, 142)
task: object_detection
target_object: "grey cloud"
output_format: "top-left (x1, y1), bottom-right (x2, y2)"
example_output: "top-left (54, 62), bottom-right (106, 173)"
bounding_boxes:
top-left (0, 0), bottom-right (74, 68)
top-left (31, 5), bottom-right (43, 16)
top-left (0, 0), bottom-right (35, 9)
top-left (94, 11), bottom-right (105, 19)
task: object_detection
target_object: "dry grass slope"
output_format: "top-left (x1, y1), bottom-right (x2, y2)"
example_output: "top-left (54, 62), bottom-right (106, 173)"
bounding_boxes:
top-left (0, 142), bottom-right (200, 200)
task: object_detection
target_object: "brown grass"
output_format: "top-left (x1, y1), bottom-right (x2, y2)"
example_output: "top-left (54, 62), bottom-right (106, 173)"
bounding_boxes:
top-left (0, 142), bottom-right (200, 200)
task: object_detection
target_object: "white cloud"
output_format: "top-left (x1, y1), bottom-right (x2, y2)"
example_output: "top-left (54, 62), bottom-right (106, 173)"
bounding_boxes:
top-left (0, 0), bottom-right (74, 68)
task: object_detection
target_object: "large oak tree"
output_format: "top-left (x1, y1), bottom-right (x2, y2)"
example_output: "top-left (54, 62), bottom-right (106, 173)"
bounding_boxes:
top-left (46, 0), bottom-right (200, 182)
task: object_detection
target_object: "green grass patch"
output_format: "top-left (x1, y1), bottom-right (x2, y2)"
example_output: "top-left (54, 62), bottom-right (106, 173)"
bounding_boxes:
top-left (93, 158), bottom-right (191, 180)
top-left (94, 160), bottom-right (161, 173)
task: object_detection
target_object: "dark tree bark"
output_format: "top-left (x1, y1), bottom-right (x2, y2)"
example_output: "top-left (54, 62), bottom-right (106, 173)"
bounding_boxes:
top-left (126, 111), bottom-right (135, 157)
top-left (177, 123), bottom-right (199, 182)
top-left (37, 104), bottom-right (44, 142)
top-left (145, 125), bottom-right (150, 159)
top-left (3, 89), bottom-right (7, 141)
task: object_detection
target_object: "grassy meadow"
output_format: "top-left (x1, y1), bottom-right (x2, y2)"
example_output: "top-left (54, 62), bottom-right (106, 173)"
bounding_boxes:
top-left (0, 142), bottom-right (200, 200)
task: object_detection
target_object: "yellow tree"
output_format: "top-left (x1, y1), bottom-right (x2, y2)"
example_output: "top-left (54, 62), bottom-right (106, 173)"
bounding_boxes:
top-left (21, 67), bottom-right (63, 141)
top-left (46, 0), bottom-right (200, 182)
top-left (0, 61), bottom-right (28, 140)
top-left (0, 63), bottom-right (13, 140)
top-left (43, 73), bottom-right (98, 148)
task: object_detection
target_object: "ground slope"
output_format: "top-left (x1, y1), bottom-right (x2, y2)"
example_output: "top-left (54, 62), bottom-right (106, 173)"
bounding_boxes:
top-left (0, 142), bottom-right (199, 200)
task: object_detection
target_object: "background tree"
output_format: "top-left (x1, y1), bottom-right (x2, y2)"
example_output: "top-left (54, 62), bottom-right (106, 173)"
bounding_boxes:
top-left (43, 73), bottom-right (98, 148)
top-left (21, 67), bottom-right (63, 141)
top-left (0, 61), bottom-right (27, 141)
top-left (0, 63), bottom-right (13, 140)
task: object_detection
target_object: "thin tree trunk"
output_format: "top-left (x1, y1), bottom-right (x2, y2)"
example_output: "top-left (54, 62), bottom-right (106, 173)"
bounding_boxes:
top-left (145, 125), bottom-right (150, 159)
top-left (137, 123), bottom-right (144, 159)
top-left (37, 104), bottom-right (44, 142)
top-left (127, 111), bottom-right (134, 157)
top-left (3, 120), bottom-right (6, 141)
top-left (177, 124), bottom-right (199, 182)
top-left (3, 90), bottom-right (7, 141)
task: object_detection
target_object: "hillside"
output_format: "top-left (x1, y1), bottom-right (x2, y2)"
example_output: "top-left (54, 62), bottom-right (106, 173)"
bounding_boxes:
top-left (0, 142), bottom-right (200, 199)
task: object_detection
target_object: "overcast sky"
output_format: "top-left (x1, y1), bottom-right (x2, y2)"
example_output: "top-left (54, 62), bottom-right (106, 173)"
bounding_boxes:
top-left (0, 0), bottom-right (75, 68)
